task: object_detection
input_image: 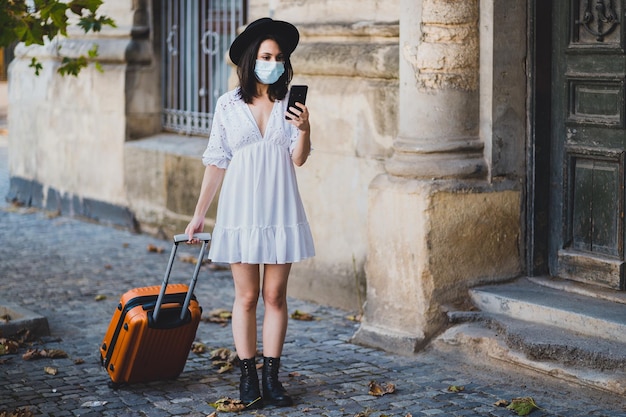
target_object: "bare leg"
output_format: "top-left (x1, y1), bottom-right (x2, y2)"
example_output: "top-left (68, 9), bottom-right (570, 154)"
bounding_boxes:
top-left (261, 263), bottom-right (291, 357)
top-left (231, 263), bottom-right (261, 359)
top-left (260, 263), bottom-right (293, 406)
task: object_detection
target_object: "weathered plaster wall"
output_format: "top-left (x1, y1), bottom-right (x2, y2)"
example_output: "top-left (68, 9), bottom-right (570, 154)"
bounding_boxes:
top-left (9, 57), bottom-right (129, 206)
top-left (8, 0), bottom-right (158, 225)
top-left (250, 0), bottom-right (399, 23)
top-left (273, 18), bottom-right (400, 311)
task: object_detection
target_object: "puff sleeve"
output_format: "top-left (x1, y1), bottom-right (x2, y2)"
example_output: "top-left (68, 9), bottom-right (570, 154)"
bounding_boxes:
top-left (202, 96), bottom-right (232, 169)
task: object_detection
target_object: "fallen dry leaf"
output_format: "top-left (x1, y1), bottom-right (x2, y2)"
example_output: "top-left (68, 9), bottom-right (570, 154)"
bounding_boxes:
top-left (0, 407), bottom-right (35, 417)
top-left (74, 358), bottom-right (85, 365)
top-left (22, 348), bottom-right (68, 361)
top-left (215, 362), bottom-right (233, 374)
top-left (346, 314), bottom-right (362, 322)
top-left (447, 385), bottom-right (465, 393)
top-left (368, 380), bottom-right (396, 397)
top-left (44, 366), bottom-right (58, 375)
top-left (0, 339), bottom-right (20, 355)
top-left (494, 399), bottom-right (509, 407)
top-left (210, 347), bottom-right (237, 374)
top-left (180, 255), bottom-right (197, 264)
top-left (209, 397), bottom-right (248, 412)
top-left (21, 349), bottom-right (37, 360)
top-left (210, 347), bottom-right (236, 362)
top-left (290, 310), bottom-right (314, 321)
top-left (94, 294), bottom-right (107, 301)
top-left (507, 397), bottom-right (540, 416)
top-left (203, 308), bottom-right (232, 325)
top-left (191, 342), bottom-right (207, 354)
top-left (147, 244), bottom-right (164, 253)
top-left (45, 349), bottom-right (67, 358)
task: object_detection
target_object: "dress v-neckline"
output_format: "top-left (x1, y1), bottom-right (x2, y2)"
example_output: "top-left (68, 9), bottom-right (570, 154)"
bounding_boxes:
top-left (245, 99), bottom-right (278, 139)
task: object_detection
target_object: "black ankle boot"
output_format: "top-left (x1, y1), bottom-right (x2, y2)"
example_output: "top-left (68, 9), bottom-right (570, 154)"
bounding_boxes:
top-left (262, 356), bottom-right (293, 406)
top-left (239, 358), bottom-right (263, 409)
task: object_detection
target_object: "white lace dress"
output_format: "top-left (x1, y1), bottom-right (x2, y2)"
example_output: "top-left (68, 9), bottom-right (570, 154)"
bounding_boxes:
top-left (201, 88), bottom-right (315, 264)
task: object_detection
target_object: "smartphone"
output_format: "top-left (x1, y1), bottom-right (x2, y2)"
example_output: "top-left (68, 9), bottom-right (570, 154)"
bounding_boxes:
top-left (286, 85), bottom-right (308, 120)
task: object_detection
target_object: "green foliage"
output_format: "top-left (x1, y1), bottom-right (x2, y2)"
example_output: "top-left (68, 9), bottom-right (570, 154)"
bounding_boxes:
top-left (57, 44), bottom-right (99, 76)
top-left (29, 57), bottom-right (43, 76)
top-left (506, 397), bottom-right (540, 416)
top-left (0, 0), bottom-right (116, 76)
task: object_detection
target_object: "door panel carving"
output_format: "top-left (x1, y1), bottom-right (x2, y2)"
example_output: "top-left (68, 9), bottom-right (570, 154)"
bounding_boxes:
top-left (567, 150), bottom-right (623, 257)
top-left (574, 0), bottom-right (621, 44)
top-left (568, 78), bottom-right (624, 126)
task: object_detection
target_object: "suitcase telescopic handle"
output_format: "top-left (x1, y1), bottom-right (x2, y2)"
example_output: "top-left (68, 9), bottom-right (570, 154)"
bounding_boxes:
top-left (173, 233), bottom-right (211, 243)
top-left (152, 233), bottom-right (212, 322)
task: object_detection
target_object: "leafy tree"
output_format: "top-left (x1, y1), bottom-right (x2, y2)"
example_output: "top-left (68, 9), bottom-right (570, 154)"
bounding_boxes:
top-left (0, 0), bottom-right (116, 76)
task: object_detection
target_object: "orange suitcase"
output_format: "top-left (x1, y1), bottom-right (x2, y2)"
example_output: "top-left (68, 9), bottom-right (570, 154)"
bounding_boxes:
top-left (100, 233), bottom-right (211, 387)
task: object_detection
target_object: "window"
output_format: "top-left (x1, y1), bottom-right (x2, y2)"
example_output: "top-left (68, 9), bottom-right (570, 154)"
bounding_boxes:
top-left (161, 0), bottom-right (246, 135)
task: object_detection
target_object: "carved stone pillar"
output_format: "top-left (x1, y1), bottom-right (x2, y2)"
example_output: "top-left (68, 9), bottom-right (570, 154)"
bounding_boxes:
top-left (353, 0), bottom-right (523, 354)
top-left (386, 0), bottom-right (484, 179)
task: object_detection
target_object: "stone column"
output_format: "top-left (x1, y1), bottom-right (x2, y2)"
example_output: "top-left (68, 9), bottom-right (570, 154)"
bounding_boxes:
top-left (386, 0), bottom-right (484, 179)
top-left (353, 0), bottom-right (521, 354)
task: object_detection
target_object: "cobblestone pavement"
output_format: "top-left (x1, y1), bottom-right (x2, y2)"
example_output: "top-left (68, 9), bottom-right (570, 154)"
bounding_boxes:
top-left (1, 140), bottom-right (626, 417)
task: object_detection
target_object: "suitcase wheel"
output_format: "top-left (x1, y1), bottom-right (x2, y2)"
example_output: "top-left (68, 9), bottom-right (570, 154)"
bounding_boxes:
top-left (108, 380), bottom-right (122, 390)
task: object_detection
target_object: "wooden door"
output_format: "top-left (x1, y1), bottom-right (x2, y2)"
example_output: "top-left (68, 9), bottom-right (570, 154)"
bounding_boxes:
top-left (550, 0), bottom-right (626, 290)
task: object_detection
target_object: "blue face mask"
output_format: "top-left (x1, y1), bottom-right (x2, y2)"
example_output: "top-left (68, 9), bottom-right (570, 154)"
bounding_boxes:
top-left (254, 60), bottom-right (285, 85)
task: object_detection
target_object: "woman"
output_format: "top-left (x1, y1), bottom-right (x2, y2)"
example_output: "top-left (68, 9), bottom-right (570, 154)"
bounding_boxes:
top-left (185, 17), bottom-right (315, 409)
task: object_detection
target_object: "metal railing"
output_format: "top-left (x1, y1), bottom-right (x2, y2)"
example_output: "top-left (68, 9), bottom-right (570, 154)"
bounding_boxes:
top-left (161, 0), bottom-right (245, 135)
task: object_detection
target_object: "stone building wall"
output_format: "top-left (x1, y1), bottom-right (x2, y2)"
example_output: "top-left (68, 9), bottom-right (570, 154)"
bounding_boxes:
top-left (6, 0), bottom-right (529, 348)
top-left (7, 0), bottom-right (157, 228)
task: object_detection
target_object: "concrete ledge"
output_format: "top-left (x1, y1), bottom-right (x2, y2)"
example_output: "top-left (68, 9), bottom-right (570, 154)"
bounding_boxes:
top-left (124, 134), bottom-right (211, 238)
top-left (0, 299), bottom-right (50, 338)
top-left (351, 323), bottom-right (426, 355)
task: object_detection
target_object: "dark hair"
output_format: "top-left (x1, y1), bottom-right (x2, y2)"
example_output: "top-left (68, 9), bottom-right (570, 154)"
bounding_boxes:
top-left (237, 34), bottom-right (293, 104)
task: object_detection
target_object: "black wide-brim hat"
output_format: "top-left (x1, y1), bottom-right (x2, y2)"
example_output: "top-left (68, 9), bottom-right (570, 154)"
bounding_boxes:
top-left (229, 17), bottom-right (299, 66)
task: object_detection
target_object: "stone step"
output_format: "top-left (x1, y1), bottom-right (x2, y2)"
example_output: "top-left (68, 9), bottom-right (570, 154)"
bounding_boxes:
top-left (434, 277), bottom-right (626, 396)
top-left (434, 320), bottom-right (626, 396)
top-left (468, 276), bottom-right (626, 344)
